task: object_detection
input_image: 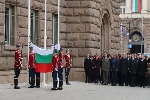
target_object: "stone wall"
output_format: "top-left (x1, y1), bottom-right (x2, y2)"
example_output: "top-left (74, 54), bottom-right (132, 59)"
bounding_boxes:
top-left (64, 0), bottom-right (121, 81)
top-left (0, 0), bottom-right (120, 83)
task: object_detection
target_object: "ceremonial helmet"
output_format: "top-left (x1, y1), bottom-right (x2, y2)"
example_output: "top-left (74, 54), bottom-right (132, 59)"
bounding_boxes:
top-left (60, 47), bottom-right (63, 51)
top-left (16, 44), bottom-right (21, 47)
top-left (29, 46), bottom-right (33, 50)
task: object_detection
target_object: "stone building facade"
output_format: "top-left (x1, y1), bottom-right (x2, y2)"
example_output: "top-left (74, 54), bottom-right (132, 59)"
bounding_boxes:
top-left (0, 0), bottom-right (120, 83)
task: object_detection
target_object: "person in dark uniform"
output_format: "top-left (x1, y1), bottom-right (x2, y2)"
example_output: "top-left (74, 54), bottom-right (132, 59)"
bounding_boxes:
top-left (129, 54), bottom-right (137, 87)
top-left (120, 53), bottom-right (128, 86)
top-left (145, 56), bottom-right (149, 86)
top-left (57, 48), bottom-right (64, 90)
top-left (65, 49), bottom-right (71, 85)
top-left (126, 53), bottom-right (131, 86)
top-left (14, 44), bottom-right (23, 89)
top-left (101, 52), bottom-right (110, 85)
top-left (28, 46), bottom-right (36, 88)
top-left (135, 54), bottom-right (141, 86)
top-left (51, 49), bottom-right (58, 90)
top-left (108, 54), bottom-right (112, 84)
top-left (100, 50), bottom-right (107, 84)
top-left (139, 54), bottom-right (147, 88)
top-left (84, 54), bottom-right (92, 83)
top-left (93, 53), bottom-right (101, 84)
top-left (111, 54), bottom-right (118, 86)
top-left (91, 56), bottom-right (95, 83)
top-left (117, 54), bottom-right (122, 86)
top-left (99, 56), bottom-right (103, 84)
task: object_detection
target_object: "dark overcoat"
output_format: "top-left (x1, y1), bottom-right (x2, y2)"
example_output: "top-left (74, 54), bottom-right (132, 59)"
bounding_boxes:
top-left (129, 58), bottom-right (137, 74)
top-left (139, 59), bottom-right (147, 76)
top-left (111, 58), bottom-right (118, 71)
top-left (84, 58), bottom-right (92, 74)
top-left (120, 58), bottom-right (128, 75)
top-left (93, 58), bottom-right (101, 76)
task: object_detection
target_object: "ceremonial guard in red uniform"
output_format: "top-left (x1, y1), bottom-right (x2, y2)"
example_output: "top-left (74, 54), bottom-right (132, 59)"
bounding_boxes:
top-left (65, 49), bottom-right (71, 85)
top-left (57, 48), bottom-right (64, 90)
top-left (51, 49), bottom-right (58, 90)
top-left (14, 44), bottom-right (23, 89)
top-left (28, 46), bottom-right (36, 88)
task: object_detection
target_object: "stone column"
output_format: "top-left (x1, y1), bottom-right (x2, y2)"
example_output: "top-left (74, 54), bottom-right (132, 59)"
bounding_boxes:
top-left (148, 0), bottom-right (150, 10)
top-left (143, 0), bottom-right (148, 13)
top-left (125, 0), bottom-right (132, 13)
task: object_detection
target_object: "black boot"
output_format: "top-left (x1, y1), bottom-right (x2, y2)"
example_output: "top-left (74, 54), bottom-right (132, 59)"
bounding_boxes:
top-left (85, 74), bottom-right (87, 83)
top-left (51, 81), bottom-right (55, 90)
top-left (51, 81), bottom-right (58, 90)
top-left (66, 76), bottom-right (71, 85)
top-left (55, 81), bottom-right (58, 89)
top-left (58, 81), bottom-right (63, 90)
top-left (14, 78), bottom-right (20, 89)
top-left (35, 78), bottom-right (40, 88)
top-left (28, 79), bottom-right (35, 88)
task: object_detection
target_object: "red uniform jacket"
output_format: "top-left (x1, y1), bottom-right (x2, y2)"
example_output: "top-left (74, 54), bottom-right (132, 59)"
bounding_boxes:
top-left (14, 50), bottom-right (22, 68)
top-left (58, 52), bottom-right (64, 68)
top-left (52, 54), bottom-right (58, 71)
top-left (65, 54), bottom-right (71, 68)
top-left (28, 52), bottom-right (36, 69)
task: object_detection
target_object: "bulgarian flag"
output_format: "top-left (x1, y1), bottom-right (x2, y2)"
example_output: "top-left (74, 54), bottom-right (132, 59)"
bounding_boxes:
top-left (132, 0), bottom-right (141, 13)
top-left (30, 43), bottom-right (60, 73)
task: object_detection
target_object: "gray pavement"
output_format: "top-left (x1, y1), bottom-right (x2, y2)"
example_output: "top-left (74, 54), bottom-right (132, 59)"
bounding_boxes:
top-left (0, 81), bottom-right (150, 100)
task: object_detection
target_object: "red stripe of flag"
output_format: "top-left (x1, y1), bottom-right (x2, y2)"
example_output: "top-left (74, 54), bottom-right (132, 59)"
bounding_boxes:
top-left (138, 0), bottom-right (141, 13)
top-left (35, 63), bottom-right (52, 73)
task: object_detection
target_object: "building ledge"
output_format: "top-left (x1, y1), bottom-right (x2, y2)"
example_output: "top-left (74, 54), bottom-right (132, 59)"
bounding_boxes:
top-left (4, 45), bottom-right (16, 51)
top-left (120, 13), bottom-right (150, 18)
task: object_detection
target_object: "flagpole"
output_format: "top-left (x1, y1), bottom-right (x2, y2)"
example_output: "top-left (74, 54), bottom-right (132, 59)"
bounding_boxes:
top-left (42, 0), bottom-right (47, 86)
top-left (120, 23), bottom-right (123, 53)
top-left (58, 0), bottom-right (60, 44)
top-left (27, 0), bottom-right (31, 87)
top-left (56, 0), bottom-right (60, 83)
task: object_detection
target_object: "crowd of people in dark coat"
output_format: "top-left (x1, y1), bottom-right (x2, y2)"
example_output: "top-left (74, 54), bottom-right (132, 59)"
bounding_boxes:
top-left (84, 51), bottom-right (150, 88)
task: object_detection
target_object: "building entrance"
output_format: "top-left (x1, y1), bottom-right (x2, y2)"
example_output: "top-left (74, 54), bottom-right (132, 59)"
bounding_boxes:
top-left (129, 31), bottom-right (144, 54)
top-left (130, 45), bottom-right (144, 54)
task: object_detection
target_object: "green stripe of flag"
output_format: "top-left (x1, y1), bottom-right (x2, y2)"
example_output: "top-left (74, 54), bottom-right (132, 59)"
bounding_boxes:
top-left (36, 53), bottom-right (53, 64)
top-left (135, 0), bottom-right (138, 12)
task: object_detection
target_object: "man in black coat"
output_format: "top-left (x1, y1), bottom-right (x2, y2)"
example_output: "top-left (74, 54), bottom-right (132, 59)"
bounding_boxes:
top-left (111, 54), bottom-right (118, 86)
top-left (93, 53), bottom-right (101, 84)
top-left (126, 53), bottom-right (131, 86)
top-left (117, 54), bottom-right (122, 86)
top-left (129, 54), bottom-right (137, 87)
top-left (135, 54), bottom-right (140, 86)
top-left (120, 53), bottom-right (128, 86)
top-left (139, 54), bottom-right (147, 88)
top-left (84, 54), bottom-right (92, 83)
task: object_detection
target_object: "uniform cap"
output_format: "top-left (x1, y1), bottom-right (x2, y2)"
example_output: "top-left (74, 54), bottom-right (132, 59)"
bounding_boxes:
top-left (16, 44), bottom-right (21, 47)
top-left (60, 48), bottom-right (63, 50)
top-left (67, 49), bottom-right (70, 51)
top-left (29, 46), bottom-right (33, 49)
